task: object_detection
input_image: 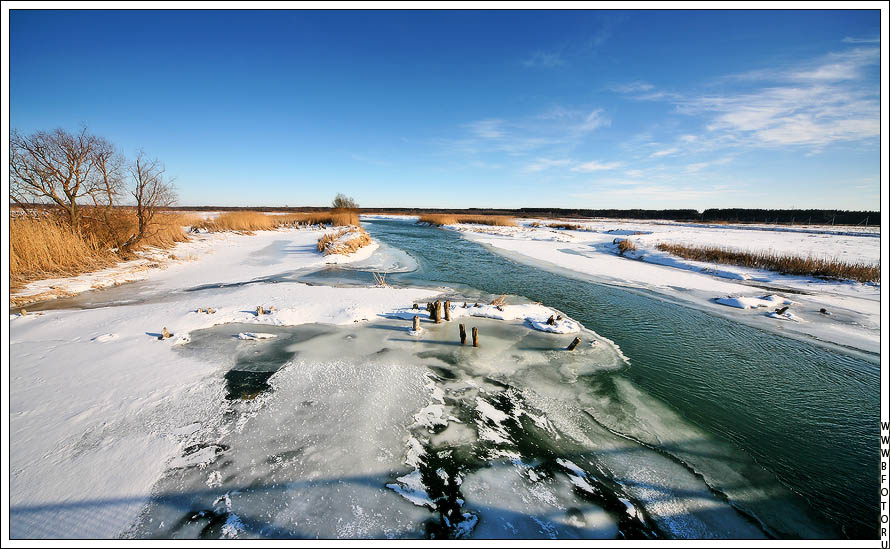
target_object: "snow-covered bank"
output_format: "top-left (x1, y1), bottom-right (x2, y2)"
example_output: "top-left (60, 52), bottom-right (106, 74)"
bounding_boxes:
top-left (8, 227), bottom-right (439, 538)
top-left (12, 226), bottom-right (379, 308)
top-left (399, 217), bottom-right (880, 355)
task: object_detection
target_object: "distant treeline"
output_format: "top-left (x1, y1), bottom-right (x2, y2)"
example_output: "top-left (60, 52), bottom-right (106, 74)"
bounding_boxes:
top-left (15, 203), bottom-right (879, 226)
top-left (169, 206), bottom-right (878, 225)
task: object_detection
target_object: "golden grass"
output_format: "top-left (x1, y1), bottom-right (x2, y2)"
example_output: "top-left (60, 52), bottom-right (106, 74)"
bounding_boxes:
top-left (11, 210), bottom-right (196, 292)
top-left (656, 242), bottom-right (880, 283)
top-left (197, 210), bottom-right (360, 232)
top-left (616, 239), bottom-right (637, 255)
top-left (317, 227), bottom-right (372, 255)
top-left (82, 209), bottom-right (196, 253)
top-left (418, 214), bottom-right (516, 227)
top-left (10, 215), bottom-right (117, 290)
top-left (548, 223), bottom-right (583, 230)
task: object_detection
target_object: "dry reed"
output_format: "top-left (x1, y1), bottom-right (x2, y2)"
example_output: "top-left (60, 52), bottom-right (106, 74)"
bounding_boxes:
top-left (11, 209), bottom-right (197, 291)
top-left (10, 215), bottom-right (117, 289)
top-left (317, 227), bottom-right (372, 255)
top-left (656, 242), bottom-right (880, 283)
top-left (197, 210), bottom-right (359, 232)
top-left (418, 214), bottom-right (516, 227)
top-left (616, 239), bottom-right (637, 255)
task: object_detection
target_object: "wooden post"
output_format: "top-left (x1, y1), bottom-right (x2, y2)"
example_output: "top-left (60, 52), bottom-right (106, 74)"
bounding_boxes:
top-left (434, 301), bottom-right (442, 323)
top-left (444, 301), bottom-right (451, 321)
top-left (472, 327), bottom-right (479, 347)
top-left (413, 315), bottom-right (420, 332)
top-left (547, 315), bottom-right (555, 325)
top-left (160, 327), bottom-right (172, 340)
top-left (413, 303), bottom-right (419, 310)
top-left (567, 337), bottom-right (581, 351)
top-left (257, 305), bottom-right (264, 316)
top-left (459, 324), bottom-right (467, 345)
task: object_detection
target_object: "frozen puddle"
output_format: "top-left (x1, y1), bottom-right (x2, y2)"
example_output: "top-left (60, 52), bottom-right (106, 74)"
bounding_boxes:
top-left (125, 313), bottom-right (818, 539)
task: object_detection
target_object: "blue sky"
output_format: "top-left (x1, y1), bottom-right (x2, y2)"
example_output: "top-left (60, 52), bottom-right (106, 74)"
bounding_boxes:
top-left (9, 9), bottom-right (882, 209)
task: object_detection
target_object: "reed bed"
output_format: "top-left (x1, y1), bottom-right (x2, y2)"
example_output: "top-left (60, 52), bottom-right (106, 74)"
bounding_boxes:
top-left (616, 239), bottom-right (637, 255)
top-left (10, 216), bottom-right (115, 289)
top-left (418, 214), bottom-right (516, 227)
top-left (197, 210), bottom-right (359, 232)
top-left (317, 227), bottom-right (372, 255)
top-left (656, 242), bottom-right (880, 283)
top-left (10, 211), bottom-right (197, 290)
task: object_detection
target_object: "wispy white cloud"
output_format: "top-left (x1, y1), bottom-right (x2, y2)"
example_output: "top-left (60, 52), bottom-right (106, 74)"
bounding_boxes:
top-left (650, 147), bottom-right (678, 158)
top-left (523, 51), bottom-right (566, 68)
top-left (644, 47), bottom-right (882, 149)
top-left (525, 158), bottom-right (573, 172)
top-left (610, 81), bottom-right (654, 93)
top-left (842, 36), bottom-right (880, 44)
top-left (572, 160), bottom-right (623, 172)
top-left (465, 119), bottom-right (506, 139)
top-left (444, 106), bottom-right (610, 159)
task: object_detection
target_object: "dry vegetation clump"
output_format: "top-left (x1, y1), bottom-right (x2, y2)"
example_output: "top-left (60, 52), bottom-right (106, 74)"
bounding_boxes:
top-left (317, 227), bottom-right (372, 255)
top-left (418, 214), bottom-right (516, 227)
top-left (549, 223), bottom-right (583, 230)
top-left (10, 210), bottom-right (198, 290)
top-left (195, 211), bottom-right (281, 232)
top-left (489, 294), bottom-right (508, 306)
top-left (197, 210), bottom-right (360, 232)
top-left (656, 242), bottom-right (880, 283)
top-left (82, 209), bottom-right (196, 253)
top-left (616, 239), bottom-right (637, 255)
top-left (10, 214), bottom-right (117, 290)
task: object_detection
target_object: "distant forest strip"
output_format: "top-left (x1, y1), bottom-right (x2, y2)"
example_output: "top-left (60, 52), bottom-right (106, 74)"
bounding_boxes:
top-left (179, 206), bottom-right (878, 226)
top-left (14, 204), bottom-right (879, 226)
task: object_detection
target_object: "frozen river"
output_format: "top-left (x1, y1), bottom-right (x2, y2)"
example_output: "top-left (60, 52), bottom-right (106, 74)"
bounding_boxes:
top-left (10, 219), bottom-right (879, 539)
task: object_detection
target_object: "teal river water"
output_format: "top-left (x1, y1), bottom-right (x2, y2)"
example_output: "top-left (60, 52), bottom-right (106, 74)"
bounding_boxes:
top-left (358, 218), bottom-right (879, 539)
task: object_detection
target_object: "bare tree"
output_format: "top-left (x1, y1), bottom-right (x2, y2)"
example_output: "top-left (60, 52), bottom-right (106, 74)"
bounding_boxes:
top-left (332, 193), bottom-right (358, 210)
top-left (9, 127), bottom-right (114, 230)
top-left (125, 151), bottom-right (177, 251)
top-left (86, 142), bottom-right (129, 249)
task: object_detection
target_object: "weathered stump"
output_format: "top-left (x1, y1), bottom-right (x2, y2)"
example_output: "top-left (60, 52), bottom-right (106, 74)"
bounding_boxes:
top-left (567, 337), bottom-right (581, 351)
top-left (413, 315), bottom-right (421, 332)
top-left (547, 315), bottom-right (556, 325)
top-left (413, 303), bottom-right (419, 310)
top-left (472, 327), bottom-right (479, 347)
top-left (159, 327), bottom-right (172, 340)
top-left (775, 306), bottom-right (789, 315)
top-left (257, 305), bottom-right (265, 316)
top-left (444, 301), bottom-right (451, 321)
top-left (434, 301), bottom-right (442, 324)
top-left (459, 324), bottom-right (467, 345)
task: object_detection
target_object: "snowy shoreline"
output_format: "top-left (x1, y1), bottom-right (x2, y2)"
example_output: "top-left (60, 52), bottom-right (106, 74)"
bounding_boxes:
top-left (9, 225), bottom-right (599, 539)
top-left (365, 215), bottom-right (879, 356)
